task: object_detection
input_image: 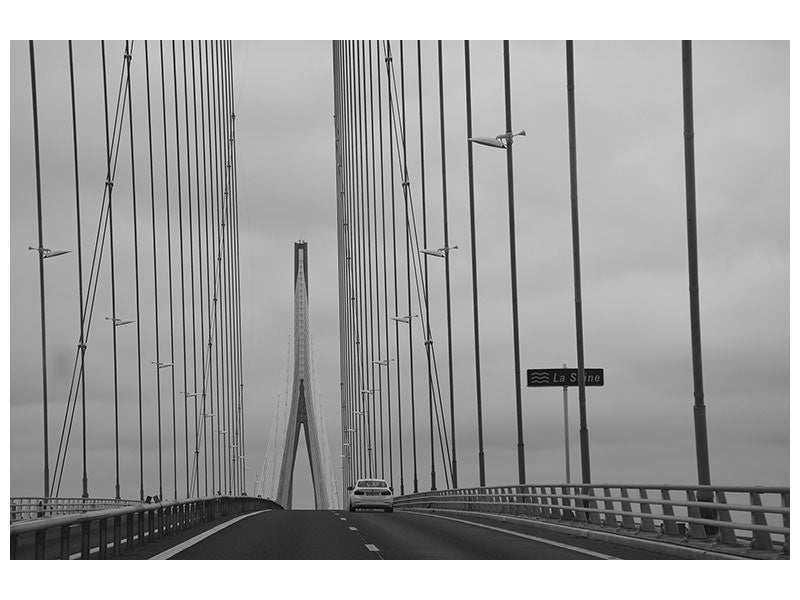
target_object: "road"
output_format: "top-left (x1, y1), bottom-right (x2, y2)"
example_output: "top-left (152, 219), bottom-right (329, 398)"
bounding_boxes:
top-left (144, 509), bottom-right (677, 560)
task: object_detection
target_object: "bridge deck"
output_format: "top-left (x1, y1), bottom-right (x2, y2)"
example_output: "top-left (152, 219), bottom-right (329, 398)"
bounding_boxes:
top-left (121, 509), bottom-right (681, 560)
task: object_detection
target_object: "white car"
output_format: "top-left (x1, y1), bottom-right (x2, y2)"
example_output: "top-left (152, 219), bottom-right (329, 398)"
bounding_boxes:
top-left (348, 479), bottom-right (394, 512)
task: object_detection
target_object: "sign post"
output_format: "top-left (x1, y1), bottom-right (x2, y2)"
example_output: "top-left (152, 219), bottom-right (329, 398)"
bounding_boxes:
top-left (526, 366), bottom-right (604, 484)
top-left (561, 363), bottom-right (570, 484)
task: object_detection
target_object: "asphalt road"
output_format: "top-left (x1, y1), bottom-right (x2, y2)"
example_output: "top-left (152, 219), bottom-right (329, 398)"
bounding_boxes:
top-left (158, 509), bottom-right (677, 559)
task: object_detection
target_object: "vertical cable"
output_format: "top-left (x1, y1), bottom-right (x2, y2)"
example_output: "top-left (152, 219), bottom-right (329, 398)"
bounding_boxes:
top-left (368, 42), bottom-right (385, 479)
top-left (124, 41), bottom-right (147, 501)
top-left (102, 41), bottom-right (122, 500)
top-left (399, 41), bottom-right (419, 494)
top-left (144, 41), bottom-right (167, 499)
top-left (171, 41), bottom-right (190, 500)
top-left (180, 41), bottom-right (202, 497)
top-left (367, 42), bottom-right (380, 479)
top-left (502, 40), bottom-right (526, 485)
top-left (565, 41), bottom-right (592, 485)
top-left (417, 41), bottom-right (436, 492)
top-left (227, 41), bottom-right (246, 493)
top-left (198, 42), bottom-right (217, 494)
top-left (201, 40), bottom-right (218, 493)
top-left (378, 41), bottom-right (393, 489)
top-left (158, 41), bottom-right (175, 497)
top-left (68, 41), bottom-right (90, 499)
top-left (437, 41), bottom-right (457, 488)
top-left (385, 41), bottom-right (404, 496)
top-left (463, 40), bottom-right (486, 487)
top-left (209, 40), bottom-right (226, 494)
top-left (28, 40), bottom-right (50, 500)
top-left (190, 41), bottom-right (210, 496)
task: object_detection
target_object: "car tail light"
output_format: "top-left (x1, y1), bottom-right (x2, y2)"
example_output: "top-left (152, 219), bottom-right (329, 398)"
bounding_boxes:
top-left (380, 490), bottom-right (391, 495)
top-left (354, 490), bottom-right (365, 495)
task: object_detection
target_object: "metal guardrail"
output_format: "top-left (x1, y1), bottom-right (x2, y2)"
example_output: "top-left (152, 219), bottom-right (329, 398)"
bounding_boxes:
top-left (10, 495), bottom-right (281, 559)
top-left (11, 497), bottom-right (140, 522)
top-left (394, 483), bottom-right (789, 556)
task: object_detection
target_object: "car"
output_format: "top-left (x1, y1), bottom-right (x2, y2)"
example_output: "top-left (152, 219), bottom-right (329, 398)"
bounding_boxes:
top-left (348, 478), bottom-right (394, 512)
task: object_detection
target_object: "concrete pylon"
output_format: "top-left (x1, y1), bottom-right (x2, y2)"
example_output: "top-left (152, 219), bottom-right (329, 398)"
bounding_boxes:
top-left (275, 242), bottom-right (336, 509)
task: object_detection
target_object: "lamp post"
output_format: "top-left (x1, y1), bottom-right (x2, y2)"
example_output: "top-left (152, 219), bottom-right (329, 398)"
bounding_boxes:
top-left (468, 40), bottom-right (527, 485)
top-left (681, 40), bottom-right (711, 488)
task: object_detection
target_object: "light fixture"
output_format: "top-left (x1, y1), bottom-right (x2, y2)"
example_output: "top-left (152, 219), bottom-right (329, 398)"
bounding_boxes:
top-left (372, 358), bottom-right (394, 366)
top-left (151, 361), bottom-right (173, 369)
top-left (106, 317), bottom-right (135, 326)
top-left (390, 314), bottom-right (418, 324)
top-left (360, 389), bottom-right (378, 395)
top-left (29, 246), bottom-right (71, 259)
top-left (468, 129), bottom-right (526, 149)
top-left (420, 245), bottom-right (458, 258)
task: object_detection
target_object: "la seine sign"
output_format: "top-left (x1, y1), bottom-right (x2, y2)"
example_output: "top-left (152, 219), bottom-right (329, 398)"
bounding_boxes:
top-left (526, 368), bottom-right (604, 388)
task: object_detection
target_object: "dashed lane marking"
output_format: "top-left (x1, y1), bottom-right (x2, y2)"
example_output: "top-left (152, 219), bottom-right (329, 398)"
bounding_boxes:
top-left (339, 517), bottom-right (347, 521)
top-left (349, 526), bottom-right (358, 531)
top-left (365, 544), bottom-right (380, 552)
top-left (412, 511), bottom-right (617, 559)
top-left (149, 510), bottom-right (270, 560)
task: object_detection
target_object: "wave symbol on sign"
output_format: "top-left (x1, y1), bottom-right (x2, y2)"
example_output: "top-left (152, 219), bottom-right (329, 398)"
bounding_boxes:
top-left (529, 374), bottom-right (550, 383)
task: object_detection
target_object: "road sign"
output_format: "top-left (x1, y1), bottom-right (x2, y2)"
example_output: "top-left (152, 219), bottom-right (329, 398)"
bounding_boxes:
top-left (526, 368), bottom-right (604, 388)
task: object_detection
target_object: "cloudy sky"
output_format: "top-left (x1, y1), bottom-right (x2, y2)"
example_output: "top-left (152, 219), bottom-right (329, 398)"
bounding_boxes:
top-left (8, 39), bottom-right (789, 510)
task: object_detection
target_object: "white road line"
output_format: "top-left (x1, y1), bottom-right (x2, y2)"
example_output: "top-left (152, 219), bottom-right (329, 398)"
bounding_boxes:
top-left (149, 510), bottom-right (270, 560)
top-left (365, 544), bottom-right (380, 552)
top-left (339, 517), bottom-right (347, 521)
top-left (413, 511), bottom-right (616, 559)
top-left (349, 526), bottom-right (358, 531)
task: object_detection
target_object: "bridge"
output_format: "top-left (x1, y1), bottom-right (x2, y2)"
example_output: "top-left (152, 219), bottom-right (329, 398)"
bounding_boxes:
top-left (9, 38), bottom-right (789, 567)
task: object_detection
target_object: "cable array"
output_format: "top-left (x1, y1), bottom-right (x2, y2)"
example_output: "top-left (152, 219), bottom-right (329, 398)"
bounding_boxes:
top-left (333, 41), bottom-right (457, 495)
top-left (27, 40), bottom-right (246, 501)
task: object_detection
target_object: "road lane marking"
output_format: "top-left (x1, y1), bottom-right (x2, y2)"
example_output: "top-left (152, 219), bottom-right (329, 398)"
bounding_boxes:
top-left (349, 526), bottom-right (358, 531)
top-left (339, 517), bottom-right (347, 521)
top-left (413, 511), bottom-right (616, 559)
top-left (149, 510), bottom-right (270, 560)
top-left (365, 544), bottom-right (380, 552)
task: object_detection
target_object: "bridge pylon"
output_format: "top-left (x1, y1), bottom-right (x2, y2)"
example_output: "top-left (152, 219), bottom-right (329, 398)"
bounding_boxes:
top-left (275, 242), bottom-right (337, 509)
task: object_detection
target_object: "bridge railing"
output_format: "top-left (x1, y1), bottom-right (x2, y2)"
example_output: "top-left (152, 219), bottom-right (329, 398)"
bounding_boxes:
top-left (10, 495), bottom-right (281, 559)
top-left (394, 483), bottom-right (789, 555)
top-left (10, 497), bottom-right (140, 522)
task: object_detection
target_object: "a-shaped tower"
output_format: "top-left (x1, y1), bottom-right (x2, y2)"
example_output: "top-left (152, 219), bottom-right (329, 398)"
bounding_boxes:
top-left (275, 242), bottom-right (337, 509)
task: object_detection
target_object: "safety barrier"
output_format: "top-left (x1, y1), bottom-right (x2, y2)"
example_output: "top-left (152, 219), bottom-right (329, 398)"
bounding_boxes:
top-left (394, 483), bottom-right (789, 556)
top-left (10, 497), bottom-right (140, 522)
top-left (10, 495), bottom-right (281, 559)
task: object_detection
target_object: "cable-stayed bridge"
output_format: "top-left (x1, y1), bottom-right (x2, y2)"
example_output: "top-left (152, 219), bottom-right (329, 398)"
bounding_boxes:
top-left (9, 40), bottom-right (788, 560)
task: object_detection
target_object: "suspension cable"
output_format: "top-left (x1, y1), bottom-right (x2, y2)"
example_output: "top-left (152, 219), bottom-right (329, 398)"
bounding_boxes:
top-left (464, 40), bottom-right (486, 487)
top-left (437, 41), bottom-right (457, 488)
top-left (67, 41), bottom-right (89, 499)
top-left (158, 40), bottom-right (173, 498)
top-left (417, 41), bottom-right (436, 492)
top-left (376, 41), bottom-right (393, 489)
top-left (124, 40), bottom-right (147, 501)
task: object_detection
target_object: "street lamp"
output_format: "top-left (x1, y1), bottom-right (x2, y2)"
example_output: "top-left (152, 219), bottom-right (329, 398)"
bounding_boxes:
top-left (106, 316), bottom-right (135, 326)
top-left (420, 245), bottom-right (458, 258)
top-left (390, 314), bottom-right (418, 324)
top-left (468, 129), bottom-right (525, 149)
top-left (28, 246), bottom-right (71, 259)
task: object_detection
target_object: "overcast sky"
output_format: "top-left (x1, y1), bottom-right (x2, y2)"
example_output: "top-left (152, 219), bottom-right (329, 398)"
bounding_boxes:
top-left (9, 40), bottom-right (789, 508)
